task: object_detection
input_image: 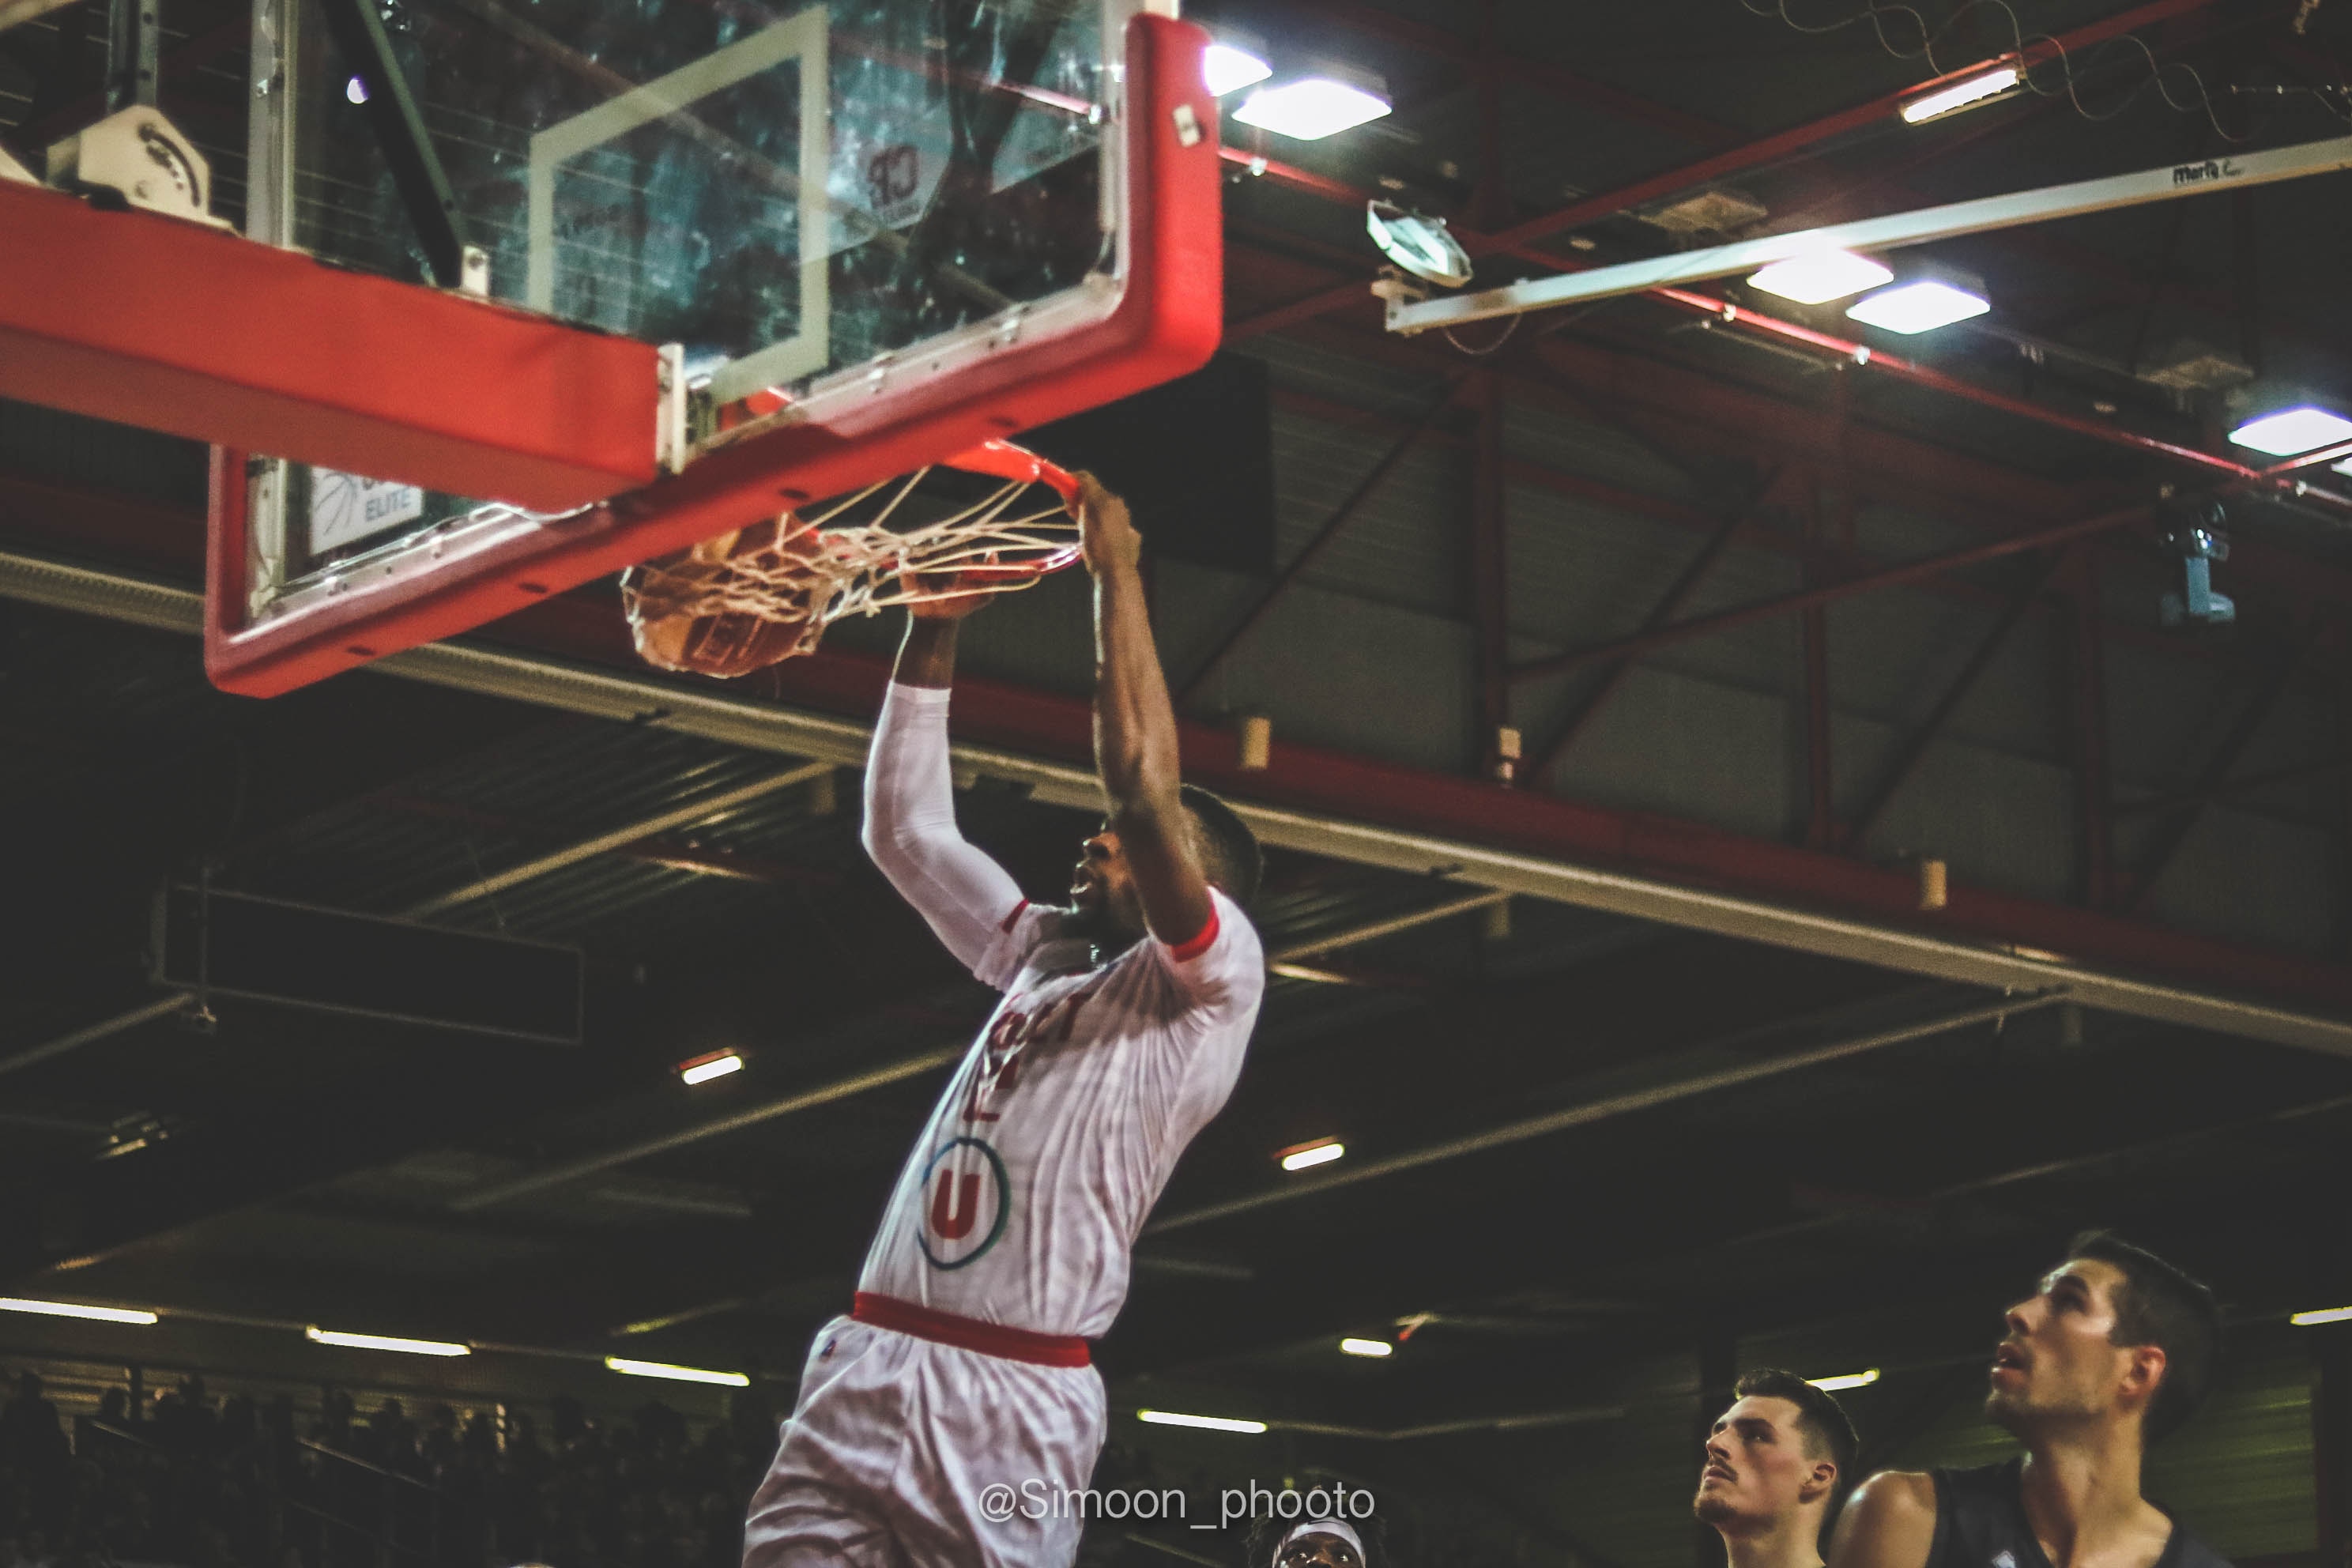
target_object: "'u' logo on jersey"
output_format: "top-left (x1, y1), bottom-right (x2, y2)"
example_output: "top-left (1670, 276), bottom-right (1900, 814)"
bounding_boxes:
top-left (918, 1136), bottom-right (1009, 1269)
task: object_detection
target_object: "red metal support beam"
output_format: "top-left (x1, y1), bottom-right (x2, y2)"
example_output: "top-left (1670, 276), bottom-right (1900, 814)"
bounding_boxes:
top-left (0, 181), bottom-right (662, 511)
top-left (684, 628), bottom-right (2352, 1022)
top-left (1510, 503), bottom-right (2154, 687)
top-left (1176, 380), bottom-right (1467, 706)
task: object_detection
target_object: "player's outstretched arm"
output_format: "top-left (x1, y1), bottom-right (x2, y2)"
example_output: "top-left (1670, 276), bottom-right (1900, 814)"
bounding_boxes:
top-left (1826, 1472), bottom-right (1937, 1568)
top-left (861, 595), bottom-right (1028, 978)
top-left (1079, 473), bottom-right (1213, 946)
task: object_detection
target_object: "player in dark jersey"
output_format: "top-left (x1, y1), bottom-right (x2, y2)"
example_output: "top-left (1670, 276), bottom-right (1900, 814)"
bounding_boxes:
top-left (1696, 1368), bottom-right (1859, 1568)
top-left (1828, 1231), bottom-right (2230, 1568)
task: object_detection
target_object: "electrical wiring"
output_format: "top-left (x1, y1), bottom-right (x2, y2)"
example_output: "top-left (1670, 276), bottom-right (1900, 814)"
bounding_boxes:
top-left (1737, 0), bottom-right (2352, 138)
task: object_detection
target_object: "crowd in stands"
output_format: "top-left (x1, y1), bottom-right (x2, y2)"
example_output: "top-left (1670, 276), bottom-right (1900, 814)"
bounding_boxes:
top-left (0, 1366), bottom-right (1534, 1566)
top-left (0, 1367), bottom-right (782, 1568)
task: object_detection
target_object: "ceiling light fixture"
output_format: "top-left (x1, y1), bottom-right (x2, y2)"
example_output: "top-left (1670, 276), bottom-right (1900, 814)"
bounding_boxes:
top-left (2291, 1305), bottom-right (2352, 1326)
top-left (678, 1050), bottom-right (744, 1086)
top-left (1807, 1368), bottom-right (1881, 1391)
top-left (0, 1297), bottom-right (159, 1325)
top-left (1846, 277), bottom-right (1989, 334)
top-left (1747, 250), bottom-right (1893, 305)
top-left (2229, 406), bottom-right (2352, 455)
top-left (1234, 69), bottom-right (1391, 141)
top-left (1339, 1337), bottom-right (1393, 1358)
top-left (1278, 1137), bottom-right (1344, 1172)
top-left (1899, 66), bottom-right (2020, 124)
top-left (306, 1327), bottom-right (471, 1357)
top-left (1203, 40), bottom-right (1272, 98)
top-left (605, 1356), bottom-right (752, 1387)
top-left (1136, 1409), bottom-right (1269, 1434)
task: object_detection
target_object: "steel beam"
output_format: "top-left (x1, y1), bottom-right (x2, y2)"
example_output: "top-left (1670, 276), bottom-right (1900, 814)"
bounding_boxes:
top-left (1510, 503), bottom-right (2154, 687)
top-left (1469, 370), bottom-right (1512, 774)
top-left (1143, 993), bottom-right (2066, 1234)
top-left (2064, 559), bottom-right (2118, 910)
top-left (2128, 620), bottom-right (2328, 910)
top-left (9, 548), bottom-right (2352, 1053)
top-left (1386, 134), bottom-right (2352, 333)
top-left (1527, 480), bottom-right (1767, 781)
top-left (1848, 548), bottom-right (2075, 846)
top-left (1176, 379), bottom-right (1464, 705)
top-left (400, 760), bottom-right (831, 916)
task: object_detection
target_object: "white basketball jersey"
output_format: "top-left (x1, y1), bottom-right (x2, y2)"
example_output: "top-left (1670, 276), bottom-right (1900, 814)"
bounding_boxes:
top-left (858, 889), bottom-right (1264, 1340)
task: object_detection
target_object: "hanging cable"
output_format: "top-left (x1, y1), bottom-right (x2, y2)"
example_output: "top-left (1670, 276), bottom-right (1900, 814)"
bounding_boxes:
top-left (1736, 0), bottom-right (2352, 138)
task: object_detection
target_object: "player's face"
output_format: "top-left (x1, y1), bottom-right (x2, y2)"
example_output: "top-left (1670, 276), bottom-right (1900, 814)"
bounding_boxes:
top-left (1069, 828), bottom-right (1146, 940)
top-left (1274, 1532), bottom-right (1363, 1568)
top-left (1986, 1257), bottom-right (2143, 1433)
top-left (1692, 1395), bottom-right (1826, 1529)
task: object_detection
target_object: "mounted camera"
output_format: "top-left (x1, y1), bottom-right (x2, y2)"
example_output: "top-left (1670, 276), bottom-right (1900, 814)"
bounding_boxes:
top-left (2158, 495), bottom-right (2234, 628)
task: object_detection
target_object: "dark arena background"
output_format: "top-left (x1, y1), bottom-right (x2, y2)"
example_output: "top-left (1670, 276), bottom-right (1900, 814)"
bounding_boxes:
top-left (6, 0), bottom-right (2352, 1562)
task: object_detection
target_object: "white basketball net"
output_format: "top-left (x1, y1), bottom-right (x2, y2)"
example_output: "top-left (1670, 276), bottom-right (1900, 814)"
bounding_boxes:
top-left (622, 445), bottom-right (1081, 672)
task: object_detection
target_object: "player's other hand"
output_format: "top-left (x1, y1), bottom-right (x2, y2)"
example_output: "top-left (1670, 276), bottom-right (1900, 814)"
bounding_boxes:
top-left (901, 569), bottom-right (993, 620)
top-left (1073, 472), bottom-right (1142, 578)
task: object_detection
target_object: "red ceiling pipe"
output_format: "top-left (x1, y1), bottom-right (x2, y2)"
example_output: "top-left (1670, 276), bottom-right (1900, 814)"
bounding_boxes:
top-left (1644, 288), bottom-right (2352, 511)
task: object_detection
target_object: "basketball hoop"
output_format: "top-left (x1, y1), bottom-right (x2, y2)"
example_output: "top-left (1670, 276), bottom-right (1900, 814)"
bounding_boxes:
top-left (621, 438), bottom-right (1084, 678)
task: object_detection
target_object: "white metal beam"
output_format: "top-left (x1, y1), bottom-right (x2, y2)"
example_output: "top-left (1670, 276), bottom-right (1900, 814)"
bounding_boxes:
top-left (1386, 134), bottom-right (2352, 336)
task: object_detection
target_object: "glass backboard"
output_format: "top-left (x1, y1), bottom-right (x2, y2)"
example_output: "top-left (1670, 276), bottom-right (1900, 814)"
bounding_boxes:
top-left (206, 0), bottom-right (1219, 694)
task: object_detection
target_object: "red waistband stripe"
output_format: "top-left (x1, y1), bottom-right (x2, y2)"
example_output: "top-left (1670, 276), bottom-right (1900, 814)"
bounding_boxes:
top-left (851, 1293), bottom-right (1091, 1367)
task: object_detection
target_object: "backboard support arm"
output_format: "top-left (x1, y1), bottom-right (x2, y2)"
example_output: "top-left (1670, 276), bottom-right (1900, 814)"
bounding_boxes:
top-left (313, 0), bottom-right (474, 289)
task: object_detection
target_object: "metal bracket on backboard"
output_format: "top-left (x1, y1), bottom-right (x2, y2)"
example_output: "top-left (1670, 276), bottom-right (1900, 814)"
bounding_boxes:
top-left (45, 106), bottom-right (233, 228)
top-left (654, 344), bottom-right (689, 476)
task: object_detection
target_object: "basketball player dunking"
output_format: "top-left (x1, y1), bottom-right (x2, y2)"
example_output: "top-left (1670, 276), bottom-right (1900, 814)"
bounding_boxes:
top-left (741, 474), bottom-right (1267, 1568)
top-left (1830, 1231), bottom-right (2231, 1568)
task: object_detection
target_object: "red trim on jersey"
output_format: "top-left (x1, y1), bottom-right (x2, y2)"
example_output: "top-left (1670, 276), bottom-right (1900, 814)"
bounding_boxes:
top-left (1164, 903), bottom-right (1221, 963)
top-left (998, 899), bottom-right (1029, 934)
top-left (851, 1292), bottom-right (1091, 1366)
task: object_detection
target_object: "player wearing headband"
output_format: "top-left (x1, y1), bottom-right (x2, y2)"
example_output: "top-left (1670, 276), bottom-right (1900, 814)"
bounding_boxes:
top-left (741, 474), bottom-right (1266, 1568)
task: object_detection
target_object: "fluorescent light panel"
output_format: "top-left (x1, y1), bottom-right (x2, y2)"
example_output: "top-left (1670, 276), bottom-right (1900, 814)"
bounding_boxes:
top-left (2229, 406), bottom-right (2352, 456)
top-left (605, 1356), bottom-right (750, 1387)
top-left (1748, 250), bottom-right (1893, 305)
top-left (1203, 42), bottom-right (1272, 97)
top-left (1232, 77), bottom-right (1390, 140)
top-left (1807, 1368), bottom-right (1881, 1391)
top-left (1280, 1140), bottom-right (1344, 1172)
top-left (1339, 1337), bottom-right (1393, 1358)
top-left (1846, 279), bottom-right (1989, 334)
top-left (306, 1327), bottom-right (470, 1357)
top-left (1136, 1409), bottom-right (1268, 1434)
top-left (0, 1297), bottom-right (157, 1325)
top-left (2292, 1305), bottom-right (2352, 1326)
top-left (1901, 66), bottom-right (2019, 123)
top-left (679, 1052), bottom-right (743, 1086)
